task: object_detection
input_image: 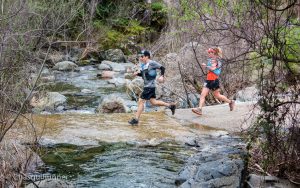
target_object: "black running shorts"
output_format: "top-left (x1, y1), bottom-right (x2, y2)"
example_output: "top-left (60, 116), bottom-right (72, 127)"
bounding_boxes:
top-left (204, 79), bottom-right (220, 90)
top-left (140, 87), bottom-right (156, 100)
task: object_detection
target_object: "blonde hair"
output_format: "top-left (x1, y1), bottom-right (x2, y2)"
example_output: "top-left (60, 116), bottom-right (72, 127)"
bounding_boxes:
top-left (214, 47), bottom-right (223, 58)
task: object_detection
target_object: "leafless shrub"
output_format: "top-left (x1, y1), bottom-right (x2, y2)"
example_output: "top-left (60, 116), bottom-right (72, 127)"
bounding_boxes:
top-left (0, 0), bottom-right (85, 186)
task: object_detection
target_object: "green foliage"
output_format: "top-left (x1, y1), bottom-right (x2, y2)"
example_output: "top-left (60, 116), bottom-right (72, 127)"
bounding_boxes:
top-left (126, 20), bottom-right (146, 35)
top-left (202, 2), bottom-right (213, 16)
top-left (180, 0), bottom-right (200, 21)
top-left (95, 1), bottom-right (117, 20)
top-left (92, 0), bottom-right (167, 52)
top-left (151, 2), bottom-right (165, 11)
top-left (284, 27), bottom-right (300, 63)
top-left (93, 20), bottom-right (106, 30)
top-left (103, 30), bottom-right (126, 48)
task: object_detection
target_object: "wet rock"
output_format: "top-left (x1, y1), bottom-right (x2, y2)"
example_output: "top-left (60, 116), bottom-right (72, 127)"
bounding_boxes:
top-left (98, 62), bottom-right (113, 71)
top-left (30, 92), bottom-right (67, 112)
top-left (176, 137), bottom-right (245, 188)
top-left (107, 78), bottom-right (127, 87)
top-left (81, 89), bottom-right (94, 94)
top-left (124, 100), bottom-right (138, 107)
top-left (130, 106), bottom-right (138, 112)
top-left (185, 139), bottom-right (201, 147)
top-left (25, 179), bottom-right (74, 188)
top-left (98, 60), bottom-right (128, 72)
top-left (96, 94), bottom-right (128, 113)
top-left (105, 49), bottom-right (126, 63)
top-left (56, 105), bottom-right (65, 112)
top-left (53, 61), bottom-right (79, 71)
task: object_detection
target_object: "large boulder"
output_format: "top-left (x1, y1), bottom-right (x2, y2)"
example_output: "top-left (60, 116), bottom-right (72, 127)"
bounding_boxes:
top-left (159, 53), bottom-right (187, 100)
top-left (105, 49), bottom-right (126, 63)
top-left (30, 92), bottom-right (67, 112)
top-left (236, 86), bottom-right (259, 102)
top-left (126, 77), bottom-right (144, 100)
top-left (53, 61), bottom-right (79, 71)
top-left (96, 94), bottom-right (128, 113)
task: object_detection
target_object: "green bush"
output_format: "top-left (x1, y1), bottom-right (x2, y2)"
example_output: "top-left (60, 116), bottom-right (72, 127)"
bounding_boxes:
top-left (151, 2), bottom-right (165, 11)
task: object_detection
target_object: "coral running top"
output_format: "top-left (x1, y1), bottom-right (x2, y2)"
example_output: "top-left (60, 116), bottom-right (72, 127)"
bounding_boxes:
top-left (206, 58), bottom-right (222, 80)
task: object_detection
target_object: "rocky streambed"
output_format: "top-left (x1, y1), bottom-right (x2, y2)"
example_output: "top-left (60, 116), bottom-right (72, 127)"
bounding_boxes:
top-left (22, 48), bottom-right (247, 187)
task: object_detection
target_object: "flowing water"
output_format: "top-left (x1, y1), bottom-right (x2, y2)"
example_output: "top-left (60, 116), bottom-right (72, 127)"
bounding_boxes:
top-left (25, 64), bottom-right (240, 187)
top-left (23, 112), bottom-right (228, 187)
top-left (36, 142), bottom-right (195, 188)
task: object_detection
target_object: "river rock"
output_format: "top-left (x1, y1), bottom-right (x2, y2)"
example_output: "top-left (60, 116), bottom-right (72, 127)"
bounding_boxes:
top-left (97, 94), bottom-right (128, 113)
top-left (30, 92), bottom-right (67, 112)
top-left (160, 53), bottom-right (186, 99)
top-left (126, 78), bottom-right (144, 100)
top-left (98, 62), bottom-right (113, 71)
top-left (25, 179), bottom-right (74, 188)
top-left (53, 61), bottom-right (79, 71)
top-left (40, 75), bottom-right (55, 83)
top-left (97, 71), bottom-right (115, 79)
top-left (176, 136), bottom-right (245, 188)
top-left (81, 89), bottom-right (94, 94)
top-left (107, 78), bottom-right (127, 87)
top-left (105, 49), bottom-right (126, 63)
top-left (99, 61), bottom-right (126, 72)
top-left (236, 86), bottom-right (259, 102)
